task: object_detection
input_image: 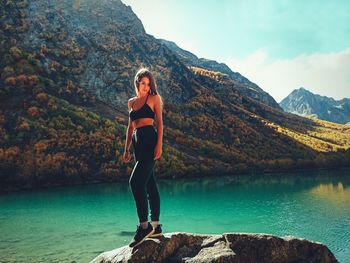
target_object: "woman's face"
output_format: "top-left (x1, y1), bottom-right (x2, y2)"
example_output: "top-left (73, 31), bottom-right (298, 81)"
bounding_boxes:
top-left (138, 77), bottom-right (150, 95)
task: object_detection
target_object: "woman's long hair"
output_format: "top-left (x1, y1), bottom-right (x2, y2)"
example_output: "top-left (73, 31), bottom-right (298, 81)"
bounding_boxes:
top-left (134, 68), bottom-right (163, 109)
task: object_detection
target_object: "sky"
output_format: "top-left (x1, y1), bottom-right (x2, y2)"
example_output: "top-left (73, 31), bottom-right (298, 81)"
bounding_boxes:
top-left (121, 0), bottom-right (350, 102)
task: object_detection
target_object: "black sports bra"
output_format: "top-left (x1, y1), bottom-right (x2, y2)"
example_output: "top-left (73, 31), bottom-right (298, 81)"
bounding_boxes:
top-left (129, 93), bottom-right (155, 121)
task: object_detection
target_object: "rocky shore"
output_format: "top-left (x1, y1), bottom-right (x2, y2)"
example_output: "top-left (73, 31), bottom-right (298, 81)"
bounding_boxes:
top-left (90, 232), bottom-right (338, 263)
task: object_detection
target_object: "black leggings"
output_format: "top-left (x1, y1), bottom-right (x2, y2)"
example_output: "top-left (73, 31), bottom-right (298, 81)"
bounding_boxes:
top-left (129, 125), bottom-right (160, 223)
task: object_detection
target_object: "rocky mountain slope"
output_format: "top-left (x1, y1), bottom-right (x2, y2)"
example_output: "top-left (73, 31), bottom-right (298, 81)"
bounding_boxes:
top-left (280, 88), bottom-right (350, 124)
top-left (1, 0), bottom-right (350, 192)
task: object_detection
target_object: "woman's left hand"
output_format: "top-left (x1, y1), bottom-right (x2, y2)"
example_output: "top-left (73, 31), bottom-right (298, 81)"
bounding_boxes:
top-left (154, 143), bottom-right (162, 160)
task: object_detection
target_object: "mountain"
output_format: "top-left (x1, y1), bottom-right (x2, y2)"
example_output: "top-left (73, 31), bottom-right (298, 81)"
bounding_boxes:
top-left (280, 88), bottom-right (350, 124)
top-left (159, 39), bottom-right (281, 109)
top-left (1, 0), bottom-right (350, 192)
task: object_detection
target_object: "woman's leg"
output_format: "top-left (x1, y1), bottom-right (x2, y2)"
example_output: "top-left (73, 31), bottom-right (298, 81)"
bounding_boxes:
top-left (147, 166), bottom-right (160, 223)
top-left (129, 127), bottom-right (157, 224)
top-left (129, 157), bottom-right (155, 224)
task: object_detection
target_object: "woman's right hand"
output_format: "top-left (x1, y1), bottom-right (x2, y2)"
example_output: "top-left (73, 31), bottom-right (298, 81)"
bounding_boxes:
top-left (123, 150), bottom-right (132, 163)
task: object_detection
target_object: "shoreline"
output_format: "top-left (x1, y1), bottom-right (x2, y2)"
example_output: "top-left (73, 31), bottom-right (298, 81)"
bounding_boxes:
top-left (1, 166), bottom-right (349, 196)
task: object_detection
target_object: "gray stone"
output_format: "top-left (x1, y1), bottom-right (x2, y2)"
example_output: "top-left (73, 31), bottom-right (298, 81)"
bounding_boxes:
top-left (90, 232), bottom-right (339, 263)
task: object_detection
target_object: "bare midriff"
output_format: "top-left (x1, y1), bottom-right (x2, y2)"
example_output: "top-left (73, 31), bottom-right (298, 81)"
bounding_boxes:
top-left (133, 118), bottom-right (154, 129)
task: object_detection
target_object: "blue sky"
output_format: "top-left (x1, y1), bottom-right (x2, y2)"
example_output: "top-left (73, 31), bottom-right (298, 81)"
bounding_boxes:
top-left (121, 0), bottom-right (350, 101)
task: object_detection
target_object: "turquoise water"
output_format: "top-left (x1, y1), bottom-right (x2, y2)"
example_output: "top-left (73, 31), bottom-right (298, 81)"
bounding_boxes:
top-left (0, 169), bottom-right (349, 263)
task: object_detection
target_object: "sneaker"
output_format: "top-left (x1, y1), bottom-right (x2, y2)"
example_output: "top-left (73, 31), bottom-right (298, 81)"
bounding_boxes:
top-left (149, 224), bottom-right (163, 238)
top-left (129, 222), bottom-right (155, 248)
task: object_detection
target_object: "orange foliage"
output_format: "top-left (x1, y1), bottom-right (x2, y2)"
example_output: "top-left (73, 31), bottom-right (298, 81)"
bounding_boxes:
top-left (27, 106), bottom-right (39, 117)
top-left (19, 121), bottom-right (30, 131)
top-left (0, 146), bottom-right (20, 160)
top-left (47, 99), bottom-right (57, 109)
top-left (53, 152), bottom-right (66, 162)
top-left (34, 140), bottom-right (49, 153)
top-left (27, 75), bottom-right (38, 86)
top-left (36, 92), bottom-right (49, 103)
top-left (17, 74), bottom-right (27, 82)
top-left (5, 77), bottom-right (16, 86)
top-left (189, 66), bottom-right (228, 81)
top-left (5, 75), bottom-right (38, 87)
top-left (9, 46), bottom-right (22, 59)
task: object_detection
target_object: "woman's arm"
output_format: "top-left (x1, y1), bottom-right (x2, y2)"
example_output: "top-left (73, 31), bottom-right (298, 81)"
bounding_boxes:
top-left (154, 94), bottom-right (163, 146)
top-left (124, 99), bottom-right (135, 153)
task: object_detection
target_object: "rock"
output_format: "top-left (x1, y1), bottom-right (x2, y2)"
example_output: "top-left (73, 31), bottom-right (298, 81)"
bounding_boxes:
top-left (90, 232), bottom-right (339, 263)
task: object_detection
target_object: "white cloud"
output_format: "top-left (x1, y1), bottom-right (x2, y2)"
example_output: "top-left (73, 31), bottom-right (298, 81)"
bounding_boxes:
top-left (222, 48), bottom-right (350, 102)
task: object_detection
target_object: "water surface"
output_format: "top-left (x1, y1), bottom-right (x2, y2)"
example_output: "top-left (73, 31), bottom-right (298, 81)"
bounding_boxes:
top-left (0, 169), bottom-right (349, 262)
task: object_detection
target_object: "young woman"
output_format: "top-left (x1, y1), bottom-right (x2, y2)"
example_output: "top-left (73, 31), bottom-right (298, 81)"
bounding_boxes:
top-left (123, 68), bottom-right (164, 248)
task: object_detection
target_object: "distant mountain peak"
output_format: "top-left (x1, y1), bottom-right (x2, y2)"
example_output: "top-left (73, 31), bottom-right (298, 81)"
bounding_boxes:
top-left (280, 88), bottom-right (350, 124)
top-left (291, 87), bottom-right (313, 95)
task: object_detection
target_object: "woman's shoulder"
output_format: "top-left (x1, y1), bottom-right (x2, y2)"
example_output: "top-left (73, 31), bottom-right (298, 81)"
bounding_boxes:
top-left (128, 97), bottom-right (137, 109)
top-left (128, 96), bottom-right (137, 103)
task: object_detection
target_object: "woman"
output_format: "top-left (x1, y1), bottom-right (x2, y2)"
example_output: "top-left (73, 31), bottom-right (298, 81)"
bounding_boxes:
top-left (123, 68), bottom-right (164, 248)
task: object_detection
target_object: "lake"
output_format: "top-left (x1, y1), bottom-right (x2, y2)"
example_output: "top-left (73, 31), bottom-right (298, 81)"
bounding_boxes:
top-left (0, 169), bottom-right (349, 262)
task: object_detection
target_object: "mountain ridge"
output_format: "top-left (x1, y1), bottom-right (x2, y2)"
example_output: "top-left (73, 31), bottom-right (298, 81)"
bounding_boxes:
top-left (159, 38), bottom-right (282, 109)
top-left (280, 87), bottom-right (350, 124)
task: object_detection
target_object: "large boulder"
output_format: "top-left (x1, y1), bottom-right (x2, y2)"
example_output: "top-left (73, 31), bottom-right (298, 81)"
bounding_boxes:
top-left (90, 232), bottom-right (339, 263)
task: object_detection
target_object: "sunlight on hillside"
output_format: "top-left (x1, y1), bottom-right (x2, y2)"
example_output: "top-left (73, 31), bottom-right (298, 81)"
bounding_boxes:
top-left (189, 66), bottom-right (350, 153)
top-left (189, 66), bottom-right (228, 81)
top-left (260, 117), bottom-right (350, 152)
